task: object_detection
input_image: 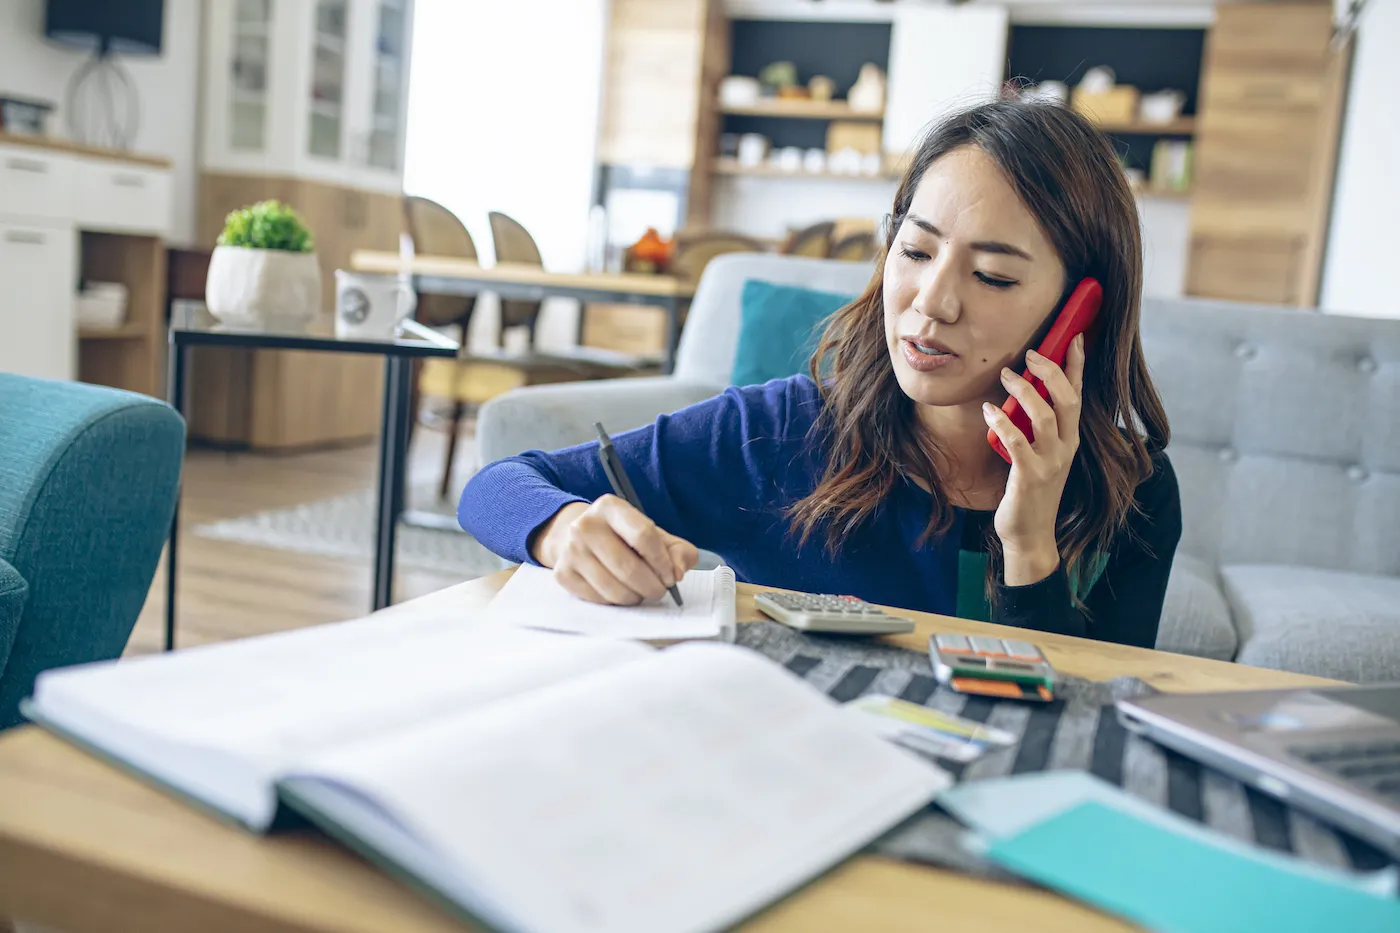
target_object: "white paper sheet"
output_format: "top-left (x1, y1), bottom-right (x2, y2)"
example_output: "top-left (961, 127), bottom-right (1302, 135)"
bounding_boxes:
top-left (487, 563), bottom-right (736, 642)
top-left (294, 643), bottom-right (950, 933)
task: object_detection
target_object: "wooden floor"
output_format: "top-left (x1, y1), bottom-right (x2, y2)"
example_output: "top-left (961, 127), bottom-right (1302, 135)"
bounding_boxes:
top-left (127, 428), bottom-right (473, 656)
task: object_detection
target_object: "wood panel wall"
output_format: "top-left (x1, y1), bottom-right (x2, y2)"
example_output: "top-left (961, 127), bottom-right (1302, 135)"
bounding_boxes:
top-left (596, 0), bottom-right (711, 170)
top-left (194, 173), bottom-right (403, 449)
top-left (1187, 2), bottom-right (1351, 306)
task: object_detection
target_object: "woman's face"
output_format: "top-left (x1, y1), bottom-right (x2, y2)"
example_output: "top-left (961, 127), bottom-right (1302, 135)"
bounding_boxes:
top-left (883, 145), bottom-right (1067, 409)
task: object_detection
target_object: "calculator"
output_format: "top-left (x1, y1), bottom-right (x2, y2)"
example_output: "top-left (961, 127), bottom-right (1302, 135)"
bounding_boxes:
top-left (754, 592), bottom-right (915, 635)
top-left (929, 633), bottom-right (1056, 702)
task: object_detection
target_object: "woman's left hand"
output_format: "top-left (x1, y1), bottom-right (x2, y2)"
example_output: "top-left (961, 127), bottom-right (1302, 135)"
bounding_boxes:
top-left (982, 333), bottom-right (1086, 586)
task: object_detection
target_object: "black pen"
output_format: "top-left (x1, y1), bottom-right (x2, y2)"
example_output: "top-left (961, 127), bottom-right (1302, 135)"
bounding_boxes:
top-left (594, 422), bottom-right (684, 607)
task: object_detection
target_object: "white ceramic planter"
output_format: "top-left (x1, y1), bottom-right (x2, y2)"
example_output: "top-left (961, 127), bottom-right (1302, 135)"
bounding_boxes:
top-left (205, 246), bottom-right (321, 327)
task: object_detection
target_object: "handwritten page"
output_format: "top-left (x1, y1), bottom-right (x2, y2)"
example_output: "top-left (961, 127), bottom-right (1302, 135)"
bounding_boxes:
top-left (487, 564), bottom-right (736, 642)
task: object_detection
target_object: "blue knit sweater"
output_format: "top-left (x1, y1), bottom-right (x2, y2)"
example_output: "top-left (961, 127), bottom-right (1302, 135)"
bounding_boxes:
top-left (459, 375), bottom-right (1181, 647)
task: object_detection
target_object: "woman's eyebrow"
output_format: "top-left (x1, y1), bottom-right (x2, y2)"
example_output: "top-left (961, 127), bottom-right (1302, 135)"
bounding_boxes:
top-left (907, 213), bottom-right (1033, 261)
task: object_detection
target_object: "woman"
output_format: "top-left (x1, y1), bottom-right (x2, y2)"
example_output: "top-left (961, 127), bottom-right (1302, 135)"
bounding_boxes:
top-left (460, 101), bottom-right (1181, 648)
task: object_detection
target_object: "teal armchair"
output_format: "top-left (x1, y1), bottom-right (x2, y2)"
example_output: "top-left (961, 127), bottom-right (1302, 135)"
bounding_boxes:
top-left (0, 375), bottom-right (184, 729)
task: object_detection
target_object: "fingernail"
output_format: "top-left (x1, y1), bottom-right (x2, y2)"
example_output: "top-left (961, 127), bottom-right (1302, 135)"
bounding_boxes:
top-left (982, 401), bottom-right (996, 418)
top-left (1001, 367), bottom-right (1016, 381)
top-left (1026, 349), bottom-right (1043, 362)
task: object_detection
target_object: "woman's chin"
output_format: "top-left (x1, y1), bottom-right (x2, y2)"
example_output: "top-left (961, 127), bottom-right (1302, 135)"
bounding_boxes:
top-left (890, 354), bottom-right (970, 407)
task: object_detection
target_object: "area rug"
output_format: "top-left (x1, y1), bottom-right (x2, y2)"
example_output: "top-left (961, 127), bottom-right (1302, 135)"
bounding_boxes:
top-left (192, 483), bottom-right (514, 579)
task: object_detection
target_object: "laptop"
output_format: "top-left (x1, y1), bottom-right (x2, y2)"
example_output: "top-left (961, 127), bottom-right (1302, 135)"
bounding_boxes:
top-left (1117, 684), bottom-right (1400, 859)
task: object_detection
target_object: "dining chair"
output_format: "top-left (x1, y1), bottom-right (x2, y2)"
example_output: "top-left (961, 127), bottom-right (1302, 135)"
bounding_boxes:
top-left (487, 211), bottom-right (546, 348)
top-left (670, 231), bottom-right (767, 282)
top-left (403, 195), bottom-right (481, 499)
top-left (779, 221), bottom-right (836, 258)
top-left (830, 231), bottom-right (878, 263)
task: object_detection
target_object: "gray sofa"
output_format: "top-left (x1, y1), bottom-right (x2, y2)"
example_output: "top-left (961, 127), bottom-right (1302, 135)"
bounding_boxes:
top-left (475, 254), bottom-right (1400, 683)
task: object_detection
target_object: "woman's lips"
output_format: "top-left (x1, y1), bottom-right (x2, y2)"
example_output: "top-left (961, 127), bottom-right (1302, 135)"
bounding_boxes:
top-left (900, 338), bottom-right (958, 372)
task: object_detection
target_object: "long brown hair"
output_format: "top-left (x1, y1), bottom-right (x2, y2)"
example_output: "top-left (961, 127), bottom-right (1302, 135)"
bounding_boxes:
top-left (791, 101), bottom-right (1170, 603)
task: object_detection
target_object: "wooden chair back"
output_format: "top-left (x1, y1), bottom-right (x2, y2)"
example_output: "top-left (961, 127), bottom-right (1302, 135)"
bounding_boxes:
top-left (488, 211), bottom-right (544, 345)
top-left (670, 231), bottom-right (766, 282)
top-left (779, 221), bottom-right (836, 258)
top-left (403, 196), bottom-right (478, 330)
top-left (830, 231), bottom-right (878, 263)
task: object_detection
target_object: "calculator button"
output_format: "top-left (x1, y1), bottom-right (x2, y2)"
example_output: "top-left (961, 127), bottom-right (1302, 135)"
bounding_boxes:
top-left (1003, 640), bottom-right (1044, 661)
top-left (935, 634), bottom-right (971, 652)
top-left (970, 637), bottom-right (1007, 657)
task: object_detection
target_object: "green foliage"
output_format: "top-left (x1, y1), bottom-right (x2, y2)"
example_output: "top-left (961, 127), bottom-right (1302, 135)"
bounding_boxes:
top-left (217, 200), bottom-right (314, 252)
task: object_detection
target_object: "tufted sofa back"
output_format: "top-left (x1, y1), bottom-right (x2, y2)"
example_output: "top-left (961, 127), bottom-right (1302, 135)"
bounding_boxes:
top-left (1140, 297), bottom-right (1400, 576)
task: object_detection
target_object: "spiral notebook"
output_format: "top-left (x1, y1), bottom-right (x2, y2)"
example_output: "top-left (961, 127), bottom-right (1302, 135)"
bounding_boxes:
top-left (486, 563), bottom-right (738, 643)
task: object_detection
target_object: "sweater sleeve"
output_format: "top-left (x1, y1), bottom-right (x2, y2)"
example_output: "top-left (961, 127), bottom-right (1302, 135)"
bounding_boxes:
top-left (458, 378), bottom-right (810, 565)
top-left (991, 452), bottom-right (1182, 649)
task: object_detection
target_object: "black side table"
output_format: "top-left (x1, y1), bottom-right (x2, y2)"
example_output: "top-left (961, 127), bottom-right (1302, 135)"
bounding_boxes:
top-left (164, 308), bottom-right (460, 650)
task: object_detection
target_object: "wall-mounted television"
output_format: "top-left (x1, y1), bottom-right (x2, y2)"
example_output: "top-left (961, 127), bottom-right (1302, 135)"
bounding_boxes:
top-left (46, 0), bottom-right (164, 57)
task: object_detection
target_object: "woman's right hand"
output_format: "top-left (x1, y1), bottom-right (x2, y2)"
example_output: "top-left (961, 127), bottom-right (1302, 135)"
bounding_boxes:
top-left (531, 496), bottom-right (700, 605)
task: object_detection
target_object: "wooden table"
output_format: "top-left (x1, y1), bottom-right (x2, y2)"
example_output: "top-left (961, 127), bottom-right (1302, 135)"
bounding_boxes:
top-left (0, 574), bottom-right (1333, 933)
top-left (351, 251), bottom-right (697, 374)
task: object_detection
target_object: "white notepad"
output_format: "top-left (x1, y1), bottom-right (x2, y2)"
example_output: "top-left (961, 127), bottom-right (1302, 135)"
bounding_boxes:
top-left (487, 563), bottom-right (737, 642)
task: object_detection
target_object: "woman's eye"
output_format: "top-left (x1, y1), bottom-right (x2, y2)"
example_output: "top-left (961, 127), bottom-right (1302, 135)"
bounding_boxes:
top-left (899, 245), bottom-right (930, 262)
top-left (975, 271), bottom-right (1017, 289)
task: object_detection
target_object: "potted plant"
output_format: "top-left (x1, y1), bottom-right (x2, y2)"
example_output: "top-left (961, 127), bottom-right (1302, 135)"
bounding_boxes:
top-left (205, 200), bottom-right (320, 327)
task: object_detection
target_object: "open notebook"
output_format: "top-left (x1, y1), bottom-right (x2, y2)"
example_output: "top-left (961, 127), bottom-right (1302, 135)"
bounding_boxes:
top-left (23, 610), bottom-right (947, 933)
top-left (486, 563), bottom-right (737, 642)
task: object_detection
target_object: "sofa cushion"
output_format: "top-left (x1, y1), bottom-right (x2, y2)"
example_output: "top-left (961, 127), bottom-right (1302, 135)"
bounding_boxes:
top-left (730, 280), bottom-right (853, 387)
top-left (674, 254), bottom-right (872, 385)
top-left (1155, 553), bottom-right (1238, 661)
top-left (1142, 298), bottom-right (1400, 577)
top-left (1222, 564), bottom-right (1400, 683)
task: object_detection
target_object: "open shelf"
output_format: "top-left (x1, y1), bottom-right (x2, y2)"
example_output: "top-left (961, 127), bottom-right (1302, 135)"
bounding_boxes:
top-left (77, 232), bottom-right (164, 398)
top-left (719, 100), bottom-right (883, 121)
top-left (712, 157), bottom-right (896, 181)
top-left (1094, 117), bottom-right (1196, 136)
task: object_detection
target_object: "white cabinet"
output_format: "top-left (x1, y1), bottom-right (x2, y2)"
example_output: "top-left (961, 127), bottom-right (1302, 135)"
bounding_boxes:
top-left (0, 145), bottom-right (76, 224)
top-left (75, 159), bottom-right (173, 235)
top-left (883, 7), bottom-right (1009, 157)
top-left (201, 0), bottom-right (414, 193)
top-left (0, 220), bottom-right (76, 382)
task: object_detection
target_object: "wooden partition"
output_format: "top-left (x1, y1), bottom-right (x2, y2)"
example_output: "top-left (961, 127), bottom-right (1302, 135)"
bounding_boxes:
top-left (1187, 2), bottom-right (1351, 306)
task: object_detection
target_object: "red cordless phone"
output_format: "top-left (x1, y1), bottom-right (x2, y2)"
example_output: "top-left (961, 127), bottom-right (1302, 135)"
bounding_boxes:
top-left (988, 277), bottom-right (1103, 464)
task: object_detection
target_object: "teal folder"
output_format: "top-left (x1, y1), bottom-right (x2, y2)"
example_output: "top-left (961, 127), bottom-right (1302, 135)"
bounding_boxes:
top-left (986, 800), bottom-right (1400, 933)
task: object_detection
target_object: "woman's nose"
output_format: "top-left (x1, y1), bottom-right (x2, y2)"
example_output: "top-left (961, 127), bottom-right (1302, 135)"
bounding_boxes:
top-left (911, 260), bottom-right (961, 323)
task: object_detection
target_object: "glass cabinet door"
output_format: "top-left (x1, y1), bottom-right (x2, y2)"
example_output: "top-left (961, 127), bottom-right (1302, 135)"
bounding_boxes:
top-left (368, 0), bottom-right (407, 171)
top-left (308, 0), bottom-right (349, 159)
top-left (229, 0), bottom-right (273, 150)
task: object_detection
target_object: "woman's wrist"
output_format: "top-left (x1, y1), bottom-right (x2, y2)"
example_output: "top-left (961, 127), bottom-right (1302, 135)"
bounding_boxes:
top-left (1000, 536), bottom-right (1061, 587)
top-left (530, 502), bottom-right (588, 567)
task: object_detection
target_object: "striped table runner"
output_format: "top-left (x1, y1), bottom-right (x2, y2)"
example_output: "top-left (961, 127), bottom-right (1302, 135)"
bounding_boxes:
top-left (734, 621), bottom-right (1396, 881)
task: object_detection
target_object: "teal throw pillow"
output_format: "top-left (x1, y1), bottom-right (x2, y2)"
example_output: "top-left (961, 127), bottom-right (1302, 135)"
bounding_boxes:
top-left (730, 280), bottom-right (854, 386)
